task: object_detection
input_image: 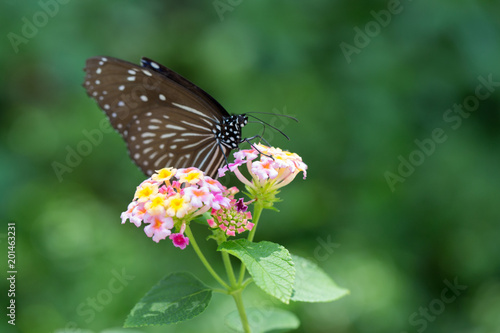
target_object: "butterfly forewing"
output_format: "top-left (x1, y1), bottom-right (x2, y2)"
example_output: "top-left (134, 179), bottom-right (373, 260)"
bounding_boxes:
top-left (141, 57), bottom-right (230, 119)
top-left (83, 56), bottom-right (234, 177)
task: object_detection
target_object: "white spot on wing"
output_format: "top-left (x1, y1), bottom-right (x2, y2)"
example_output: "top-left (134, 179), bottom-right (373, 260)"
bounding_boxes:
top-left (160, 133), bottom-right (175, 139)
top-left (154, 153), bottom-right (169, 167)
top-left (166, 124), bottom-right (185, 131)
top-left (180, 120), bottom-right (211, 132)
top-left (172, 102), bottom-right (214, 120)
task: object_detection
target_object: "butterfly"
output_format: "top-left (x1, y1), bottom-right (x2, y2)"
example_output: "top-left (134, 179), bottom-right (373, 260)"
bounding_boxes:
top-left (82, 56), bottom-right (249, 178)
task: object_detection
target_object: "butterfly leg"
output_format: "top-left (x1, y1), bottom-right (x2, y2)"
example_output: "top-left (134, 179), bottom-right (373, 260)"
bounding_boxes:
top-left (216, 139), bottom-right (230, 166)
top-left (241, 136), bottom-right (274, 159)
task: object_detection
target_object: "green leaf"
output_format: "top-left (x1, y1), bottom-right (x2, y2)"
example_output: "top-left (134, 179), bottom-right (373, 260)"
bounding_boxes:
top-left (124, 272), bottom-right (212, 327)
top-left (290, 255), bottom-right (349, 302)
top-left (225, 307), bottom-right (300, 333)
top-left (219, 239), bottom-right (295, 304)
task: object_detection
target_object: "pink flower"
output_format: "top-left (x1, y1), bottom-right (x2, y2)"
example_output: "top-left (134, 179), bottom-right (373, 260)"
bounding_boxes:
top-left (183, 186), bottom-right (210, 208)
top-left (202, 177), bottom-right (225, 192)
top-left (144, 215), bottom-right (173, 243)
top-left (121, 201), bottom-right (137, 224)
top-left (219, 144), bottom-right (307, 192)
top-left (210, 192), bottom-right (231, 210)
top-left (130, 202), bottom-right (147, 227)
top-left (170, 233), bottom-right (190, 249)
top-left (251, 156), bottom-right (279, 180)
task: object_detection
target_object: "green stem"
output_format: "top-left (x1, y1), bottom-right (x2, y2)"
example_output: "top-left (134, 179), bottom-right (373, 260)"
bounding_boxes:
top-left (184, 225), bottom-right (230, 290)
top-left (222, 251), bottom-right (237, 286)
top-left (223, 251), bottom-right (251, 332)
top-left (232, 290), bottom-right (252, 333)
top-left (247, 201), bottom-right (264, 243)
top-left (238, 201), bottom-right (264, 284)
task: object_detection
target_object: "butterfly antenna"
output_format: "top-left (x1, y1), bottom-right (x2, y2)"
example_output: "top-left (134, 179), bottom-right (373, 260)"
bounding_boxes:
top-left (245, 114), bottom-right (291, 140)
top-left (246, 111), bottom-right (299, 123)
top-left (248, 120), bottom-right (268, 138)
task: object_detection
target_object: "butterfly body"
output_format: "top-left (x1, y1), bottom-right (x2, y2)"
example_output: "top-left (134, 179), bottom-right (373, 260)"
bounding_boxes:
top-left (83, 56), bottom-right (247, 178)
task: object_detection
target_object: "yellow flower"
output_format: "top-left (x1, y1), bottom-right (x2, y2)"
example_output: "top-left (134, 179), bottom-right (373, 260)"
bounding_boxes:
top-left (152, 168), bottom-right (176, 182)
top-left (134, 181), bottom-right (158, 202)
top-left (179, 170), bottom-right (203, 184)
top-left (145, 194), bottom-right (166, 215)
top-left (166, 194), bottom-right (191, 218)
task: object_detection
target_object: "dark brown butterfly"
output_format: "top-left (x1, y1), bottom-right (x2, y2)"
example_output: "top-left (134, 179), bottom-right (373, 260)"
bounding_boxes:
top-left (83, 56), bottom-right (248, 178)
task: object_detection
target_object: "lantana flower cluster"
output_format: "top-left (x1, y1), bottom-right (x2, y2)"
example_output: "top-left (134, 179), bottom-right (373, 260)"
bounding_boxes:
top-left (121, 167), bottom-right (233, 248)
top-left (219, 144), bottom-right (307, 204)
top-left (208, 191), bottom-right (254, 237)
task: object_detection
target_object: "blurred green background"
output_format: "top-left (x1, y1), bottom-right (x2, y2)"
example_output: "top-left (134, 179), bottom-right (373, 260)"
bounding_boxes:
top-left (2, 1), bottom-right (500, 332)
